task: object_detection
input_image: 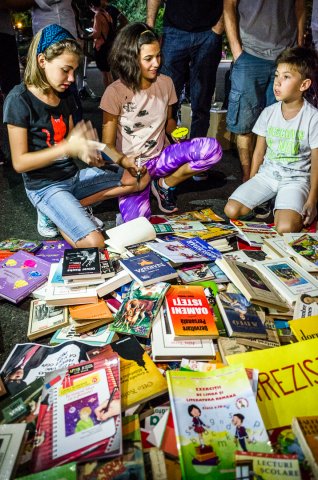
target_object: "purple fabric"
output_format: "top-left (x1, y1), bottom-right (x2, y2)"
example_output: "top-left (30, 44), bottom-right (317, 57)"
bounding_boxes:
top-left (119, 137), bottom-right (222, 222)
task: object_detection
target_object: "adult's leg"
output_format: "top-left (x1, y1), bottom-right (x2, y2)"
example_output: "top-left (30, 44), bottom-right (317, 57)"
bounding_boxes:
top-left (189, 30), bottom-right (222, 138)
top-left (160, 27), bottom-right (190, 123)
top-left (226, 53), bottom-right (275, 180)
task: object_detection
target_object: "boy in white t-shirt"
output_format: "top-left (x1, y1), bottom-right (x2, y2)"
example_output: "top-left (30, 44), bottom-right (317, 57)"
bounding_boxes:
top-left (224, 47), bottom-right (318, 233)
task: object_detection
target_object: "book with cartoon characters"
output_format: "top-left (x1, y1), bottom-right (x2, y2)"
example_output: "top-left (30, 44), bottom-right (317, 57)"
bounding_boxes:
top-left (31, 354), bottom-right (122, 473)
top-left (0, 251), bottom-right (51, 304)
top-left (166, 365), bottom-right (271, 480)
top-left (109, 281), bottom-right (170, 338)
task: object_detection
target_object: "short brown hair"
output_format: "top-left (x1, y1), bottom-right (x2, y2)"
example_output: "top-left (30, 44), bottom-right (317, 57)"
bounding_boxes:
top-left (276, 47), bottom-right (318, 81)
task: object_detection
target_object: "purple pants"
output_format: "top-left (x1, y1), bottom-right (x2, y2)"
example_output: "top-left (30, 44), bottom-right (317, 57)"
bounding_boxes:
top-left (119, 137), bottom-right (222, 222)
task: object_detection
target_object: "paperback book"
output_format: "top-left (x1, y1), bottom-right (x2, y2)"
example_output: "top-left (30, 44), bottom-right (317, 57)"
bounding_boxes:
top-left (119, 252), bottom-right (178, 286)
top-left (216, 292), bottom-right (267, 338)
top-left (179, 237), bottom-right (222, 261)
top-left (28, 300), bottom-right (69, 340)
top-left (293, 289), bottom-right (318, 319)
top-left (283, 233), bottom-right (318, 272)
top-left (0, 238), bottom-right (42, 253)
top-left (0, 424), bottom-right (27, 480)
top-left (0, 251), bottom-right (51, 304)
top-left (288, 316), bottom-right (318, 342)
top-left (110, 281), bottom-right (170, 337)
top-left (292, 416), bottom-right (318, 479)
top-left (230, 220), bottom-right (278, 247)
top-left (62, 247), bottom-right (101, 280)
top-left (166, 365), bottom-right (271, 480)
top-left (235, 451), bottom-right (301, 480)
top-left (147, 240), bottom-right (209, 263)
top-left (215, 257), bottom-right (288, 310)
top-left (256, 257), bottom-right (318, 305)
top-left (31, 355), bottom-right (122, 472)
top-left (34, 239), bottom-right (72, 264)
top-left (87, 335), bottom-right (168, 410)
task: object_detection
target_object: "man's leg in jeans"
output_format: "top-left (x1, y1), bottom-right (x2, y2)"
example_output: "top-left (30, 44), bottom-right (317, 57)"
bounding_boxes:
top-left (160, 27), bottom-right (190, 124)
top-left (189, 30), bottom-right (222, 138)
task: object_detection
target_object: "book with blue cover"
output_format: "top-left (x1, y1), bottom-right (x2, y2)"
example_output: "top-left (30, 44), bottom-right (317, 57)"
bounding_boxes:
top-left (180, 237), bottom-right (222, 261)
top-left (119, 252), bottom-right (178, 286)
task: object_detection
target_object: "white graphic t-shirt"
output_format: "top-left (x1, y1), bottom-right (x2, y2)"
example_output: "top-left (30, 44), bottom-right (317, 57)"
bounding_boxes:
top-left (253, 99), bottom-right (318, 178)
top-left (100, 74), bottom-right (177, 165)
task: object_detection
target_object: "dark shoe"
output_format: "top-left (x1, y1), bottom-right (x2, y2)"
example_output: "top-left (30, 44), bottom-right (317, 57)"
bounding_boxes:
top-left (254, 200), bottom-right (272, 220)
top-left (151, 179), bottom-right (178, 214)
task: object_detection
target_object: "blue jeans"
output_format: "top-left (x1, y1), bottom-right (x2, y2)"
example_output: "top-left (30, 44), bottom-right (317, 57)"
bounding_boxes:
top-left (227, 51), bottom-right (276, 134)
top-left (161, 26), bottom-right (223, 138)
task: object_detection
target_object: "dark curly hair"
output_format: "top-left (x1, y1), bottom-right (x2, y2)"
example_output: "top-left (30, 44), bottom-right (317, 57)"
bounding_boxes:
top-left (109, 22), bottom-right (160, 92)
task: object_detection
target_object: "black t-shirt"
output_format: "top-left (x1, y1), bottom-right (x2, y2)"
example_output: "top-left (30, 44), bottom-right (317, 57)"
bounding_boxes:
top-left (163, 0), bottom-right (223, 32)
top-left (3, 83), bottom-right (78, 190)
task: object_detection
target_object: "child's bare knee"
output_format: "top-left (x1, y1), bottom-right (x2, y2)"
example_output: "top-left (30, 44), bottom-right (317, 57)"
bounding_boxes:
top-left (224, 200), bottom-right (245, 219)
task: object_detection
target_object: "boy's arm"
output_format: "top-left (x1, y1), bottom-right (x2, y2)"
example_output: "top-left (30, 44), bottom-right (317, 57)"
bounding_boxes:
top-left (249, 135), bottom-right (266, 178)
top-left (224, 0), bottom-right (242, 61)
top-left (146, 0), bottom-right (162, 28)
top-left (302, 148), bottom-right (318, 226)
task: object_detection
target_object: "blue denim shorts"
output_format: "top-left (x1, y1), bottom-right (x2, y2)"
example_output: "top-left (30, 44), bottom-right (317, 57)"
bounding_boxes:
top-left (226, 51), bottom-right (276, 134)
top-left (26, 166), bottom-right (123, 243)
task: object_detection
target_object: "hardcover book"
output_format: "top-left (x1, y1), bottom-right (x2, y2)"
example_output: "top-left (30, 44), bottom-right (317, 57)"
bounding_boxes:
top-left (0, 251), bottom-right (51, 304)
top-left (256, 257), bottom-right (318, 305)
top-left (151, 307), bottom-right (216, 362)
top-left (34, 239), bottom-right (72, 264)
top-left (87, 335), bottom-right (168, 410)
top-left (166, 365), bottom-right (271, 480)
top-left (292, 416), bottom-right (318, 479)
top-left (119, 252), bottom-right (178, 287)
top-left (227, 338), bottom-right (318, 430)
top-left (62, 247), bottom-right (101, 280)
top-left (28, 300), bottom-right (69, 340)
top-left (110, 281), bottom-right (170, 338)
top-left (31, 355), bottom-right (122, 472)
top-left (215, 257), bottom-right (288, 310)
top-left (165, 284), bottom-right (219, 338)
top-left (216, 292), bottom-right (267, 338)
top-left (235, 451), bottom-right (301, 480)
top-left (0, 424), bottom-right (27, 480)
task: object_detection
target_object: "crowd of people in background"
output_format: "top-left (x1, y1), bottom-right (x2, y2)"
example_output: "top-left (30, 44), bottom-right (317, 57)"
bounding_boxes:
top-left (1, 0), bottom-right (318, 244)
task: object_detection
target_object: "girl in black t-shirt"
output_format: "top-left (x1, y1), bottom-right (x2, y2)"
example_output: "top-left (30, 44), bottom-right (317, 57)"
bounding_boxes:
top-left (3, 24), bottom-right (148, 248)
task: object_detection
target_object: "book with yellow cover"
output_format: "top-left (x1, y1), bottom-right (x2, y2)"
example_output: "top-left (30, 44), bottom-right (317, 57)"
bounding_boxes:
top-left (226, 338), bottom-right (318, 430)
top-left (288, 315), bottom-right (318, 341)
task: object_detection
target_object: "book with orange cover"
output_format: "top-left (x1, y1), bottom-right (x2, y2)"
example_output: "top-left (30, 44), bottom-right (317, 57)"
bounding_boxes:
top-left (165, 285), bottom-right (219, 339)
top-left (69, 299), bottom-right (113, 322)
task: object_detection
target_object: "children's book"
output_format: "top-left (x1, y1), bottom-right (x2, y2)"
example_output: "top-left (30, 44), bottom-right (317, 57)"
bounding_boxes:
top-left (230, 220), bottom-right (278, 247)
top-left (0, 424), bottom-right (27, 480)
top-left (226, 338), bottom-right (318, 430)
top-left (147, 240), bottom-right (209, 263)
top-left (283, 233), bottom-right (318, 272)
top-left (165, 284), bottom-right (219, 339)
top-left (0, 238), bottom-right (43, 253)
top-left (34, 239), bottom-right (72, 264)
top-left (87, 335), bottom-right (168, 410)
top-left (28, 300), bottom-right (69, 340)
top-left (166, 365), bottom-right (271, 480)
top-left (292, 416), bottom-right (318, 479)
top-left (235, 451), bottom-right (301, 480)
top-left (216, 292), bottom-right (267, 338)
top-left (31, 355), bottom-right (121, 473)
top-left (151, 307), bottom-right (216, 361)
top-left (120, 251), bottom-right (178, 286)
top-left (0, 251), bottom-right (51, 304)
top-left (293, 289), bottom-right (318, 319)
top-left (110, 281), bottom-right (170, 337)
top-left (288, 316), bottom-right (318, 342)
top-left (215, 257), bottom-right (288, 310)
top-left (50, 324), bottom-right (116, 346)
top-left (256, 257), bottom-right (318, 305)
top-left (62, 247), bottom-right (101, 280)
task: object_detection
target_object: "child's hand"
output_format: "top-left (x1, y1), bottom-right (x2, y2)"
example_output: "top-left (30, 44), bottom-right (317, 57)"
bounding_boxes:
top-left (119, 155), bottom-right (147, 178)
top-left (67, 121), bottom-right (104, 167)
top-left (302, 200), bottom-right (317, 226)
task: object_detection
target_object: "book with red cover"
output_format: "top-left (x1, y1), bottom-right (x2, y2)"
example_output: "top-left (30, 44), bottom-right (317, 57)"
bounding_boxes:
top-left (31, 355), bottom-right (122, 473)
top-left (0, 251), bottom-right (51, 304)
top-left (165, 284), bottom-right (219, 338)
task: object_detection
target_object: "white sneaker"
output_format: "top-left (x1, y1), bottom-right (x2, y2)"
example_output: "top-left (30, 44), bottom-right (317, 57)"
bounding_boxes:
top-left (86, 207), bottom-right (104, 229)
top-left (37, 211), bottom-right (59, 238)
top-left (193, 172), bottom-right (209, 181)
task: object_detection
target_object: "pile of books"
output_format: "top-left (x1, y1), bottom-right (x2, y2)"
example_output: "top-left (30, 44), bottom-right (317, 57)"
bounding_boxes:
top-left (0, 209), bottom-right (317, 479)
